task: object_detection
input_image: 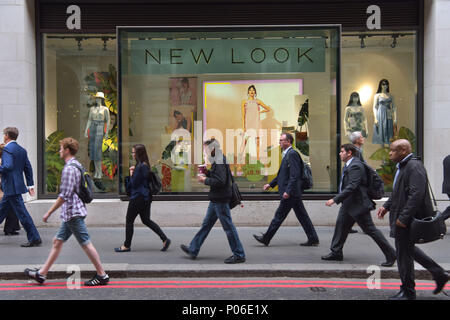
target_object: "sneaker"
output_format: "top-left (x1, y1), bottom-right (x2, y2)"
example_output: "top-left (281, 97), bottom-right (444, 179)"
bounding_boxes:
top-left (84, 274), bottom-right (109, 286)
top-left (224, 255), bottom-right (246, 264)
top-left (24, 268), bottom-right (46, 284)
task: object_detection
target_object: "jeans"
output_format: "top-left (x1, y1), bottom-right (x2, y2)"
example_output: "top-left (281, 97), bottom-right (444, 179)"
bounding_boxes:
top-left (263, 196), bottom-right (319, 244)
top-left (189, 202), bottom-right (245, 258)
top-left (55, 216), bottom-right (91, 246)
top-left (124, 196), bottom-right (167, 248)
top-left (0, 195), bottom-right (40, 242)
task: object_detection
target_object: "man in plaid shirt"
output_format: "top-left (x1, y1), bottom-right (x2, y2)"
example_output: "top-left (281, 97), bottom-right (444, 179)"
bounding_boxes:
top-left (25, 137), bottom-right (109, 286)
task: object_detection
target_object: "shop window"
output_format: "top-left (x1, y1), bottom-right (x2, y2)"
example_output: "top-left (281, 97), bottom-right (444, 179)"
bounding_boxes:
top-left (118, 27), bottom-right (340, 195)
top-left (42, 34), bottom-right (118, 195)
top-left (341, 31), bottom-right (417, 191)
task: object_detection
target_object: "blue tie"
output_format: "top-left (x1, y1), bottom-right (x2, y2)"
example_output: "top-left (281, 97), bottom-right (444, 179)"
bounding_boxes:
top-left (339, 165), bottom-right (347, 193)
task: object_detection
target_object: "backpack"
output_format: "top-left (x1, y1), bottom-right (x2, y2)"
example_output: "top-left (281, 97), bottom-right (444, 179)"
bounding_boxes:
top-left (148, 168), bottom-right (162, 195)
top-left (288, 149), bottom-right (313, 190)
top-left (362, 161), bottom-right (384, 200)
top-left (68, 163), bottom-right (94, 204)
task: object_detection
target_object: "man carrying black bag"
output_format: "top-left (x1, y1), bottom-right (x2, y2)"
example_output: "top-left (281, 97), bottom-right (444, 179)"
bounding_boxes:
top-left (180, 139), bottom-right (246, 264)
top-left (377, 139), bottom-right (449, 300)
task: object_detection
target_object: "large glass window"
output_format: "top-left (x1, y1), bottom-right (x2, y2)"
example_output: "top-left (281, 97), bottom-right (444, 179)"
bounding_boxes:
top-left (42, 34), bottom-right (118, 195)
top-left (341, 31), bottom-right (417, 191)
top-left (119, 27), bottom-right (340, 195)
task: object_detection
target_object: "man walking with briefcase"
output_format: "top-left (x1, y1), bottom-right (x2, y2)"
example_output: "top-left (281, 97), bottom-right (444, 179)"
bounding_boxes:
top-left (377, 139), bottom-right (449, 300)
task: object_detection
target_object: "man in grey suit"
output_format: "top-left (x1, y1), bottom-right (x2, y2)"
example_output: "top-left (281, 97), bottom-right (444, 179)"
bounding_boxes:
top-left (322, 144), bottom-right (396, 266)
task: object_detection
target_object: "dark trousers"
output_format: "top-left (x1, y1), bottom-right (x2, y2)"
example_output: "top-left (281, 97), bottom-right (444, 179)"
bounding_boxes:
top-left (4, 202), bottom-right (20, 233)
top-left (0, 195), bottom-right (40, 242)
top-left (443, 193), bottom-right (450, 221)
top-left (330, 206), bottom-right (396, 260)
top-left (263, 196), bottom-right (319, 244)
top-left (124, 196), bottom-right (168, 248)
top-left (395, 227), bottom-right (446, 295)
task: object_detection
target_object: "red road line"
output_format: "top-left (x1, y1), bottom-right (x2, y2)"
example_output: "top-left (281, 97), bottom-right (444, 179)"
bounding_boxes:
top-left (0, 283), bottom-right (448, 292)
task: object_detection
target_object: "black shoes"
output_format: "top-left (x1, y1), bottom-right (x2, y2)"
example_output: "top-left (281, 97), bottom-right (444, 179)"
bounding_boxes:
top-left (224, 255), bottom-right (246, 264)
top-left (180, 244), bottom-right (196, 260)
top-left (84, 274), bottom-right (110, 286)
top-left (321, 252), bottom-right (343, 261)
top-left (389, 290), bottom-right (416, 300)
top-left (433, 272), bottom-right (450, 295)
top-left (381, 257), bottom-right (396, 267)
top-left (21, 239), bottom-right (42, 247)
top-left (24, 268), bottom-right (46, 284)
top-left (4, 231), bottom-right (19, 236)
top-left (300, 240), bottom-right (319, 247)
top-left (253, 234), bottom-right (269, 246)
top-left (349, 229), bottom-right (358, 234)
top-left (161, 239), bottom-right (171, 252)
top-left (114, 246), bottom-right (130, 252)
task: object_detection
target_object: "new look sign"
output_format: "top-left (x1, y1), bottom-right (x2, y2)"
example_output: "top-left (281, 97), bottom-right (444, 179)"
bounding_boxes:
top-left (129, 38), bottom-right (325, 74)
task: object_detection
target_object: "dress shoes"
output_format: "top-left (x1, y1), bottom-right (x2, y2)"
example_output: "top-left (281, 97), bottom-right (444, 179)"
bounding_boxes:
top-left (20, 239), bottom-right (42, 247)
top-left (4, 231), bottom-right (19, 236)
top-left (180, 244), bottom-right (196, 260)
top-left (300, 240), bottom-right (319, 247)
top-left (388, 290), bottom-right (416, 300)
top-left (253, 234), bottom-right (269, 246)
top-left (321, 252), bottom-right (343, 261)
top-left (433, 272), bottom-right (450, 295)
top-left (349, 229), bottom-right (358, 234)
top-left (381, 258), bottom-right (396, 267)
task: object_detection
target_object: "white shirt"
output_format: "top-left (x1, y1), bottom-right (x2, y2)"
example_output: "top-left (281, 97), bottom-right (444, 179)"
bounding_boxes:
top-left (282, 146), bottom-right (292, 159)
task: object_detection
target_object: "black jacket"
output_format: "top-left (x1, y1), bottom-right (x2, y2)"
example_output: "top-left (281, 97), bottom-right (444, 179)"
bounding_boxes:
top-left (443, 155), bottom-right (450, 195)
top-left (383, 155), bottom-right (434, 237)
top-left (333, 157), bottom-right (375, 214)
top-left (204, 155), bottom-right (232, 203)
top-left (269, 148), bottom-right (303, 197)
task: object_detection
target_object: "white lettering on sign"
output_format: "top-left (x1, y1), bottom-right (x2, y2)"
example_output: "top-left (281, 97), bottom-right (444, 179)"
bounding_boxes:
top-left (66, 5), bottom-right (81, 30)
top-left (366, 5), bottom-right (381, 30)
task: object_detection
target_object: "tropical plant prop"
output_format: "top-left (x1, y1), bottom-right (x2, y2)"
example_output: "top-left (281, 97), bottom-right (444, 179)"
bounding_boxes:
top-left (369, 126), bottom-right (416, 191)
top-left (45, 130), bottom-right (66, 192)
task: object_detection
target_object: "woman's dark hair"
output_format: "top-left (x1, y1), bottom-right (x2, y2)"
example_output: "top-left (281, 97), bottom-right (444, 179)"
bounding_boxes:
top-left (247, 85), bottom-right (257, 96)
top-left (376, 79), bottom-right (390, 93)
top-left (173, 110), bottom-right (182, 117)
top-left (181, 77), bottom-right (189, 87)
top-left (133, 144), bottom-right (150, 167)
top-left (347, 92), bottom-right (362, 106)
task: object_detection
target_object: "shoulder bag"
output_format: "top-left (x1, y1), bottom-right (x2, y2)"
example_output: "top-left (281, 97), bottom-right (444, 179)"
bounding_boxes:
top-left (410, 177), bottom-right (447, 244)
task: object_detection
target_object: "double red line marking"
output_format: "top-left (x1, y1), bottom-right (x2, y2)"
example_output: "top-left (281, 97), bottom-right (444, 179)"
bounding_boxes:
top-left (0, 279), bottom-right (448, 291)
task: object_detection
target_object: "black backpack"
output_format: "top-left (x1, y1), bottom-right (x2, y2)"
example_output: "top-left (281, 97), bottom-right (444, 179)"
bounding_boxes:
top-left (68, 163), bottom-right (94, 204)
top-left (288, 149), bottom-right (313, 191)
top-left (148, 168), bottom-right (162, 195)
top-left (362, 161), bottom-right (384, 200)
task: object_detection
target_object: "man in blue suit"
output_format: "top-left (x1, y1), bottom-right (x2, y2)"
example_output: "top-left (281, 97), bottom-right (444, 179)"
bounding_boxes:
top-left (0, 127), bottom-right (41, 247)
top-left (253, 132), bottom-right (319, 246)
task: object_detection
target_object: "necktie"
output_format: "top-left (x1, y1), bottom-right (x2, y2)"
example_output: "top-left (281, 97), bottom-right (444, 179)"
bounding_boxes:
top-left (339, 165), bottom-right (347, 193)
top-left (393, 164), bottom-right (400, 189)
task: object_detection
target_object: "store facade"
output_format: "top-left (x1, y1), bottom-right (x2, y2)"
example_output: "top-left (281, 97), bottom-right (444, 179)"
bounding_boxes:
top-left (3, 0), bottom-right (449, 227)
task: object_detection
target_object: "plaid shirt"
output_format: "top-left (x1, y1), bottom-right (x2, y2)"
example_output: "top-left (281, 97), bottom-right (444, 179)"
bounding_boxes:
top-left (58, 157), bottom-right (87, 222)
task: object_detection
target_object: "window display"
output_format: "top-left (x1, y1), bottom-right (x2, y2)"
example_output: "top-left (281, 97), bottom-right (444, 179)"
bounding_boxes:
top-left (119, 27), bottom-right (340, 195)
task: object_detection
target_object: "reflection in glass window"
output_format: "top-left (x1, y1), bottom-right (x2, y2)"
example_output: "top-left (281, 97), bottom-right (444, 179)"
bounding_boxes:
top-left (43, 34), bottom-right (118, 194)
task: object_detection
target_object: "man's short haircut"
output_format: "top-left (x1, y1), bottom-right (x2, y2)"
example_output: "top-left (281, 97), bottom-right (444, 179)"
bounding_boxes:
top-left (3, 127), bottom-right (19, 140)
top-left (282, 132), bottom-right (294, 144)
top-left (341, 143), bottom-right (357, 156)
top-left (349, 131), bottom-right (362, 144)
top-left (60, 137), bottom-right (79, 156)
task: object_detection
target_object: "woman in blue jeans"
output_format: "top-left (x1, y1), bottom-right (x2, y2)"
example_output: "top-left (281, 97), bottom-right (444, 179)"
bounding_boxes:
top-left (180, 139), bottom-right (245, 264)
top-left (115, 144), bottom-right (171, 252)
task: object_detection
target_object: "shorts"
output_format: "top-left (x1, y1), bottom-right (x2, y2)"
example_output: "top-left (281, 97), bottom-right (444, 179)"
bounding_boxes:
top-left (55, 216), bottom-right (91, 246)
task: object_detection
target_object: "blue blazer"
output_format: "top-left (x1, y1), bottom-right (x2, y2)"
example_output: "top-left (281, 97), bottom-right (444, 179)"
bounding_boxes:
top-left (269, 148), bottom-right (303, 197)
top-left (0, 141), bottom-right (34, 196)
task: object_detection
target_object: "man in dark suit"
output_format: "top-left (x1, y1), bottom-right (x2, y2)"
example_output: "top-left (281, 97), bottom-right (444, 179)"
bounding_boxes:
top-left (253, 132), bottom-right (319, 247)
top-left (0, 127), bottom-right (41, 247)
top-left (442, 154), bottom-right (450, 220)
top-left (322, 144), bottom-right (396, 267)
top-left (377, 139), bottom-right (449, 300)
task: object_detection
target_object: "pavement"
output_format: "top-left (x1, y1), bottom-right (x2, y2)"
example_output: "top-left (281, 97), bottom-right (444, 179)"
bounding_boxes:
top-left (0, 225), bottom-right (449, 281)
